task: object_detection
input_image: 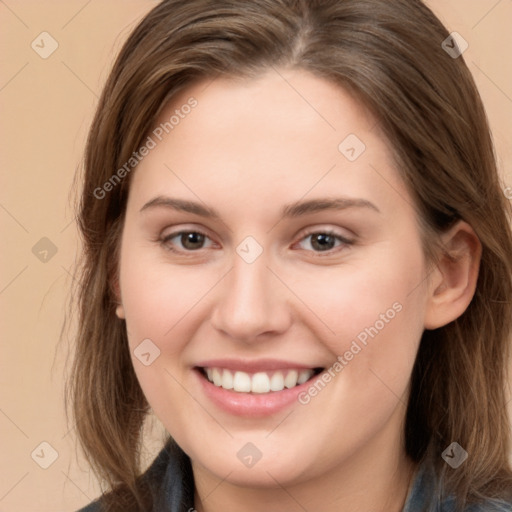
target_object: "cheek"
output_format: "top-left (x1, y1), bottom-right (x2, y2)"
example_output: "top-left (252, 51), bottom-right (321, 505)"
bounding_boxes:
top-left (292, 244), bottom-right (425, 344)
top-left (285, 240), bottom-right (427, 399)
top-left (117, 245), bottom-right (217, 422)
top-left (119, 245), bottom-right (216, 350)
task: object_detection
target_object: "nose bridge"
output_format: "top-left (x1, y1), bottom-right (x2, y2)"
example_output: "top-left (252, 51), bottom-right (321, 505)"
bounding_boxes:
top-left (211, 247), bottom-right (290, 340)
top-left (231, 252), bottom-right (269, 307)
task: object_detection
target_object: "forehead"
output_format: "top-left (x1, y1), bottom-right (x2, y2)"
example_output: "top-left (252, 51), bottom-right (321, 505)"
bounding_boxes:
top-left (154, 69), bottom-right (377, 146)
top-left (128, 69), bottom-right (407, 219)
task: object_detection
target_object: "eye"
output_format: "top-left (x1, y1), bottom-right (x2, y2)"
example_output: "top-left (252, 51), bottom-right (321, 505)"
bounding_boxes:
top-left (295, 229), bottom-right (353, 254)
top-left (158, 228), bottom-right (353, 255)
top-left (161, 230), bottom-right (215, 252)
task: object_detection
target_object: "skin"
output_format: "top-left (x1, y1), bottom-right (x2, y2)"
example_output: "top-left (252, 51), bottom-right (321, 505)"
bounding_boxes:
top-left (115, 69), bottom-right (481, 512)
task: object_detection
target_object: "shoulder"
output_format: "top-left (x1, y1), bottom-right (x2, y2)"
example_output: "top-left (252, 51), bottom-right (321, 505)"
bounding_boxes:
top-left (403, 461), bottom-right (512, 512)
top-left (75, 440), bottom-right (193, 512)
top-left (447, 498), bottom-right (512, 512)
top-left (76, 501), bottom-right (102, 512)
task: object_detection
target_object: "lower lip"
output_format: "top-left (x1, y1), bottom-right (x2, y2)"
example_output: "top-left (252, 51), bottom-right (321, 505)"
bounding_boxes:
top-left (195, 369), bottom-right (316, 417)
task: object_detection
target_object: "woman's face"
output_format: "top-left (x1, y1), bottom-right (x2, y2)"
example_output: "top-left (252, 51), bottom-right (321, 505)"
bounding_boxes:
top-left (117, 69), bottom-right (431, 487)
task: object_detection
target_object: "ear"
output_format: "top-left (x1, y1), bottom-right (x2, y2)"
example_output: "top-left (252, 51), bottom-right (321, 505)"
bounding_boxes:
top-left (424, 221), bottom-right (482, 330)
top-left (115, 303), bottom-right (125, 319)
top-left (110, 273), bottom-right (125, 319)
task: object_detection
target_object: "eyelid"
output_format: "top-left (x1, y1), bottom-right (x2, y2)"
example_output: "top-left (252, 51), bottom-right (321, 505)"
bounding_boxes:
top-left (160, 222), bottom-right (214, 240)
top-left (292, 226), bottom-right (354, 256)
top-left (297, 225), bottom-right (354, 242)
top-left (159, 226), bottom-right (217, 256)
top-left (158, 224), bottom-right (355, 259)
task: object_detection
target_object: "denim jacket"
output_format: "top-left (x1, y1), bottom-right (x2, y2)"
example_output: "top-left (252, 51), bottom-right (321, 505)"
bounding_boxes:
top-left (79, 442), bottom-right (512, 512)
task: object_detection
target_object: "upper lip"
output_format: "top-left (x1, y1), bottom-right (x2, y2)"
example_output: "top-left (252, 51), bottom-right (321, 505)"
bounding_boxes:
top-left (195, 358), bottom-right (323, 373)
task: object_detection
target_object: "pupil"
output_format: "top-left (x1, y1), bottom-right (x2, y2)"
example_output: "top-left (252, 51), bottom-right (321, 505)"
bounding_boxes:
top-left (182, 232), bottom-right (204, 250)
top-left (179, 233), bottom-right (336, 251)
top-left (312, 233), bottom-right (334, 251)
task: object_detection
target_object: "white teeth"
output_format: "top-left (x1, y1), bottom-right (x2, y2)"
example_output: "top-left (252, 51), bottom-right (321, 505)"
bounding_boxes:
top-left (233, 371), bottom-right (252, 392)
top-left (221, 369), bottom-right (234, 389)
top-left (212, 368), bottom-right (222, 386)
top-left (269, 371), bottom-right (285, 391)
top-left (297, 369), bottom-right (311, 385)
top-left (284, 370), bottom-right (298, 389)
top-left (251, 372), bottom-right (270, 393)
top-left (204, 368), bottom-right (314, 393)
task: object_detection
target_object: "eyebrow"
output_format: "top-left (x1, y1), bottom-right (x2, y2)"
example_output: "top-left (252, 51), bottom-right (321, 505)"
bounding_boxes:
top-left (139, 195), bottom-right (380, 218)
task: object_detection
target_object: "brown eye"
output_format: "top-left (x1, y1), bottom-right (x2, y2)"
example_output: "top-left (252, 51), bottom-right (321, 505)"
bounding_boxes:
top-left (309, 233), bottom-right (336, 251)
top-left (161, 231), bottom-right (213, 252)
top-left (296, 230), bottom-right (353, 254)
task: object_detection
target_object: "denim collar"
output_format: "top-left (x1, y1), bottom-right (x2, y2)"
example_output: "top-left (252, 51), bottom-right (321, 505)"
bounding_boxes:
top-left (401, 459), bottom-right (512, 512)
top-left (155, 441), bottom-right (432, 512)
top-left (149, 440), bottom-right (194, 512)
top-left (81, 442), bottom-right (511, 511)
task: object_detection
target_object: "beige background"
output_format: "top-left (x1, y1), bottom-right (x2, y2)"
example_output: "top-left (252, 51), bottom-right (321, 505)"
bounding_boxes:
top-left (0, 1), bottom-right (511, 510)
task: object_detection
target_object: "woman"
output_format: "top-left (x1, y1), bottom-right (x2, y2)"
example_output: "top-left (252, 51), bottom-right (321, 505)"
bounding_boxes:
top-left (69, 0), bottom-right (512, 510)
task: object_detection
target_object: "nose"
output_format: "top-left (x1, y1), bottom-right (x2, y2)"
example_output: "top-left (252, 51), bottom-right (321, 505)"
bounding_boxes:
top-left (210, 251), bottom-right (292, 342)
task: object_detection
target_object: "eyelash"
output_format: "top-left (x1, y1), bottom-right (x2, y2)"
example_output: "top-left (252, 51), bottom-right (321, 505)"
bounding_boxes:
top-left (159, 228), bottom-right (354, 257)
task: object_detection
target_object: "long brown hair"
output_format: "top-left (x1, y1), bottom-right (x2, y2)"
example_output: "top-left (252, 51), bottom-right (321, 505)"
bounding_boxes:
top-left (67, 0), bottom-right (512, 509)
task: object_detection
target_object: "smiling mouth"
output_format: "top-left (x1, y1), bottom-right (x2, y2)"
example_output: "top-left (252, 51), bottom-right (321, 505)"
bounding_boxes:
top-left (197, 367), bottom-right (323, 394)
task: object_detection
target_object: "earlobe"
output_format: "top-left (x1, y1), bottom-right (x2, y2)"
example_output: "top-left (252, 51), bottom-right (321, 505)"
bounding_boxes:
top-left (424, 221), bottom-right (482, 330)
top-left (111, 274), bottom-right (125, 319)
